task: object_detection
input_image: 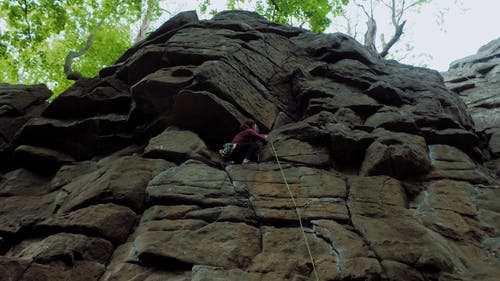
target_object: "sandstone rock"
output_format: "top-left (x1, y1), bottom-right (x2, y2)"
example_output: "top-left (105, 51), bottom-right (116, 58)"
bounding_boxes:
top-left (260, 121), bottom-right (331, 166)
top-left (6, 233), bottom-right (114, 265)
top-left (427, 144), bottom-right (493, 184)
top-left (485, 158), bottom-right (500, 178)
top-left (193, 60), bottom-right (277, 130)
top-left (43, 78), bottom-right (131, 119)
top-left (313, 220), bottom-right (382, 280)
top-left (144, 126), bottom-right (217, 164)
top-left (0, 192), bottom-right (59, 234)
top-left (421, 127), bottom-right (479, 157)
top-left (134, 222), bottom-right (260, 268)
top-left (227, 163), bottom-right (346, 199)
top-left (1, 10), bottom-right (498, 281)
top-left (489, 131), bottom-right (500, 156)
top-left (100, 262), bottom-right (189, 281)
top-left (19, 261), bottom-right (105, 281)
top-left (58, 156), bottom-right (173, 213)
top-left (251, 197), bottom-right (349, 223)
top-left (129, 66), bottom-right (195, 126)
top-left (422, 180), bottom-right (477, 216)
top-left (48, 161), bottom-right (98, 191)
top-left (171, 90), bottom-right (246, 148)
top-left (39, 203), bottom-right (136, 244)
top-left (191, 265), bottom-right (287, 281)
top-left (475, 187), bottom-right (500, 213)
top-left (147, 161), bottom-right (240, 206)
top-left (327, 123), bottom-right (374, 165)
top-left (262, 135), bottom-right (331, 166)
top-left (249, 226), bottom-right (338, 279)
top-left (360, 129), bottom-right (431, 179)
top-left (445, 38), bottom-right (500, 133)
top-left (351, 215), bottom-right (456, 273)
top-left (364, 106), bottom-right (418, 133)
top-left (381, 260), bottom-right (425, 281)
top-left (0, 257), bottom-right (31, 281)
top-left (113, 10), bottom-right (199, 70)
top-left (14, 145), bottom-right (75, 174)
top-left (0, 84), bottom-right (51, 171)
top-left (97, 241), bottom-right (191, 281)
top-left (419, 209), bottom-right (472, 240)
top-left (348, 176), bottom-right (407, 208)
top-left (293, 72), bottom-right (381, 117)
top-left (14, 115), bottom-right (131, 160)
top-left (0, 168), bottom-right (50, 196)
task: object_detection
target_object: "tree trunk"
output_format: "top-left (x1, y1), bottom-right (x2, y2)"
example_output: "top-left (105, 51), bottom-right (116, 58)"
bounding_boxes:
top-left (364, 16), bottom-right (377, 53)
top-left (64, 22), bottom-right (102, 81)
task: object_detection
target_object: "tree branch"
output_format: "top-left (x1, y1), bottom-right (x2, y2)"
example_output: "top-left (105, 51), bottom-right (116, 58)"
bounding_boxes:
top-left (19, 0), bottom-right (33, 41)
top-left (64, 21), bottom-right (103, 80)
top-left (134, 1), bottom-right (154, 43)
top-left (379, 20), bottom-right (406, 57)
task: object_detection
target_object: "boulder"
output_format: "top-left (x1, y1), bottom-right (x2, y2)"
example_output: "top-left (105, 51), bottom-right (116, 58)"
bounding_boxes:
top-left (0, 84), bottom-right (51, 171)
top-left (171, 90), bottom-right (246, 148)
top-left (13, 145), bottom-right (75, 174)
top-left (129, 66), bottom-right (196, 126)
top-left (38, 203), bottom-right (137, 244)
top-left (0, 192), bottom-right (59, 234)
top-left (0, 168), bottom-right (50, 196)
top-left (249, 226), bottom-right (339, 279)
top-left (14, 115), bottom-right (131, 161)
top-left (6, 233), bottom-right (114, 265)
top-left (42, 77), bottom-right (131, 119)
top-left (58, 156), bottom-right (174, 213)
top-left (134, 222), bottom-right (260, 268)
top-left (192, 60), bottom-right (278, 129)
top-left (360, 129), bottom-right (431, 179)
top-left (147, 161), bottom-right (241, 206)
top-left (144, 126), bottom-right (217, 164)
top-left (489, 131), bottom-right (500, 156)
top-left (427, 144), bottom-right (493, 184)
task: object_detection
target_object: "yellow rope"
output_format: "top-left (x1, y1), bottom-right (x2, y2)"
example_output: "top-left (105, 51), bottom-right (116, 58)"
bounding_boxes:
top-left (270, 140), bottom-right (320, 281)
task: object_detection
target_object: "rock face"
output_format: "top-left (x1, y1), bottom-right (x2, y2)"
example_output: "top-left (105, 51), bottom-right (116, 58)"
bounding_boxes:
top-left (0, 10), bottom-right (499, 281)
top-left (443, 38), bottom-right (500, 161)
top-left (443, 38), bottom-right (500, 176)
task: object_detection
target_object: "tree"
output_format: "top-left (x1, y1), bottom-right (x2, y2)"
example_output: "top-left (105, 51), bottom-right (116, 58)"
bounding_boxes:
top-left (350, 0), bottom-right (431, 58)
top-left (0, 0), bottom-right (163, 98)
top-left (200, 0), bottom-right (349, 33)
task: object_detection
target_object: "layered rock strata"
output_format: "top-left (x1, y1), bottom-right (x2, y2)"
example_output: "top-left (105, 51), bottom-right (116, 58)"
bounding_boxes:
top-left (0, 10), bottom-right (499, 281)
top-left (443, 38), bottom-right (500, 178)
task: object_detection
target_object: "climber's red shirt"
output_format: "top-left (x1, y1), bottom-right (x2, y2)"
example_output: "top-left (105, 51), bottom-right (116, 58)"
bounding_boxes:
top-left (231, 128), bottom-right (267, 144)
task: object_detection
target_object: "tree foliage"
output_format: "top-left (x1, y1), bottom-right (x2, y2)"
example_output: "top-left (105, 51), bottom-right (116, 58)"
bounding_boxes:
top-left (0, 0), bottom-right (162, 97)
top-left (200, 0), bottom-right (349, 33)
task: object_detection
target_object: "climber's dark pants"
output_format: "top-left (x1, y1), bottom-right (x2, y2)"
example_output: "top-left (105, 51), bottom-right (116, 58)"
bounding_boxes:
top-left (229, 142), bottom-right (261, 163)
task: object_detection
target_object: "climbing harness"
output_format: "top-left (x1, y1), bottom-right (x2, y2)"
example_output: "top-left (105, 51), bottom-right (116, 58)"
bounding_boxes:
top-left (269, 141), bottom-right (320, 281)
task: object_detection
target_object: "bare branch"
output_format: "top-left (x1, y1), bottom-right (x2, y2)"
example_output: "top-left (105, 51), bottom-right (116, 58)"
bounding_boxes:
top-left (391, 0), bottom-right (398, 27)
top-left (356, 1), bottom-right (371, 18)
top-left (379, 20), bottom-right (406, 57)
top-left (403, 0), bottom-right (424, 12)
top-left (64, 21), bottom-right (103, 80)
top-left (380, 0), bottom-right (392, 9)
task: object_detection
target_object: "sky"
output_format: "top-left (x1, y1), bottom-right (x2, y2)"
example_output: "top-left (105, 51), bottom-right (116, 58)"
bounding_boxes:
top-left (158, 0), bottom-right (500, 72)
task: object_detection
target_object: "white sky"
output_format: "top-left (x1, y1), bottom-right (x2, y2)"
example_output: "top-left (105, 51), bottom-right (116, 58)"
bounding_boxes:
top-left (159, 0), bottom-right (499, 71)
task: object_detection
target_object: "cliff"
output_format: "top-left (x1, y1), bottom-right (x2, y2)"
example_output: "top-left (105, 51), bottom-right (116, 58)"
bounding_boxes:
top-left (0, 11), bottom-right (498, 281)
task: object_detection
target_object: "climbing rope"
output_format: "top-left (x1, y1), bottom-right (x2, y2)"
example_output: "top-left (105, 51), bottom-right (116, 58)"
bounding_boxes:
top-left (269, 140), bottom-right (320, 281)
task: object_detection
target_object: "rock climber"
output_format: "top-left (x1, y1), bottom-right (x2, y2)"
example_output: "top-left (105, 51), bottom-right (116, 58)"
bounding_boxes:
top-left (223, 118), bottom-right (267, 164)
